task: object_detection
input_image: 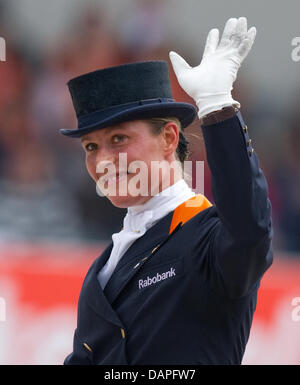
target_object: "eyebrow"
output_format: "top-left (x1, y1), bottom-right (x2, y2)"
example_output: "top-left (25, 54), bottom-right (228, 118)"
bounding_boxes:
top-left (80, 136), bottom-right (92, 143)
top-left (80, 126), bottom-right (130, 142)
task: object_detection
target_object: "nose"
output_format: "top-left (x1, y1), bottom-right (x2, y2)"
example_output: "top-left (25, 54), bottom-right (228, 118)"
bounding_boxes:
top-left (95, 148), bottom-right (116, 177)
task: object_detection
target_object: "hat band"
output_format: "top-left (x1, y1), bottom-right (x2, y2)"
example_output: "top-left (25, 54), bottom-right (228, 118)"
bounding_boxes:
top-left (77, 98), bottom-right (174, 128)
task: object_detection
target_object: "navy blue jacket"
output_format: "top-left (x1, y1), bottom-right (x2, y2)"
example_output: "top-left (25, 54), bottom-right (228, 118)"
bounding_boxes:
top-left (65, 112), bottom-right (273, 365)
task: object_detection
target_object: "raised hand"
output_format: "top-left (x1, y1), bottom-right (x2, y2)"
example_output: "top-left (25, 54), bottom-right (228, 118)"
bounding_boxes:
top-left (169, 17), bottom-right (256, 118)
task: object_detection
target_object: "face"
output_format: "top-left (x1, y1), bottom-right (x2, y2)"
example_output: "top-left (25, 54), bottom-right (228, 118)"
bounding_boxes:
top-left (81, 120), bottom-right (180, 208)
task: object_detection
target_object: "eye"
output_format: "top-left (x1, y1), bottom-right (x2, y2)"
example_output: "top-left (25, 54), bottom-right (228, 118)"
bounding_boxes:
top-left (85, 143), bottom-right (98, 152)
top-left (111, 134), bottom-right (127, 144)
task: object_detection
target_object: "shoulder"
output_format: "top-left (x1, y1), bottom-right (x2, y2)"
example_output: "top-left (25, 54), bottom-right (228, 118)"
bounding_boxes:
top-left (169, 194), bottom-right (214, 233)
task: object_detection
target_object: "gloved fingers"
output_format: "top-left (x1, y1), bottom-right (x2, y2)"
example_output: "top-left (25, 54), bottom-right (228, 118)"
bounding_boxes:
top-left (238, 26), bottom-right (256, 62)
top-left (231, 17), bottom-right (248, 48)
top-left (169, 51), bottom-right (191, 78)
top-left (236, 17), bottom-right (247, 36)
top-left (219, 18), bottom-right (237, 48)
top-left (247, 26), bottom-right (257, 42)
top-left (202, 28), bottom-right (219, 58)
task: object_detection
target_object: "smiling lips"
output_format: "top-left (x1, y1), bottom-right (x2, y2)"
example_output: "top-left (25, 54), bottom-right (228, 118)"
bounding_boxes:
top-left (102, 171), bottom-right (131, 183)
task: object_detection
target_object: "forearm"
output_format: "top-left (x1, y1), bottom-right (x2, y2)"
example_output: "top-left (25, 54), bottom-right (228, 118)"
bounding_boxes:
top-left (201, 107), bottom-right (271, 243)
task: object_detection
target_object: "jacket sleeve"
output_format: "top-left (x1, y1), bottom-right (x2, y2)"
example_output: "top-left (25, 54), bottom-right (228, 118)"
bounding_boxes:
top-left (201, 109), bottom-right (273, 299)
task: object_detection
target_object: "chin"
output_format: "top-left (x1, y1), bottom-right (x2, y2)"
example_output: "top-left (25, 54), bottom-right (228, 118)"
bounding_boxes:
top-left (107, 195), bottom-right (150, 208)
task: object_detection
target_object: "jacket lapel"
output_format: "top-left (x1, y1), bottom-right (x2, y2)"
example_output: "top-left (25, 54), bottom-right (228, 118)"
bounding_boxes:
top-left (81, 213), bottom-right (173, 328)
top-left (104, 213), bottom-right (182, 304)
top-left (108, 211), bottom-right (174, 276)
top-left (82, 243), bottom-right (124, 327)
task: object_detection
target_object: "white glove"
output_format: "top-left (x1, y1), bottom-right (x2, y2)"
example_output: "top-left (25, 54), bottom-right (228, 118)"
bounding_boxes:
top-left (169, 17), bottom-right (256, 118)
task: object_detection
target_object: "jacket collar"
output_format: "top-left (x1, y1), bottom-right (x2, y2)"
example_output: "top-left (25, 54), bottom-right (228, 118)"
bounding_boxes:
top-left (82, 211), bottom-right (175, 327)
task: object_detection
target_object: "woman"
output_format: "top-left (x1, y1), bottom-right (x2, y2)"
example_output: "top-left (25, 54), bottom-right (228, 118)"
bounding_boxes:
top-left (62, 17), bottom-right (273, 365)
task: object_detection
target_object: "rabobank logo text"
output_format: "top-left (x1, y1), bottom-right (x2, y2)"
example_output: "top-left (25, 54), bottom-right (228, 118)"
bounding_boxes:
top-left (138, 267), bottom-right (176, 289)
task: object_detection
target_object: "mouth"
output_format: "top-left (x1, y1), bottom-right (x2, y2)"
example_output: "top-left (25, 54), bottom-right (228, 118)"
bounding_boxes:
top-left (102, 171), bottom-right (131, 183)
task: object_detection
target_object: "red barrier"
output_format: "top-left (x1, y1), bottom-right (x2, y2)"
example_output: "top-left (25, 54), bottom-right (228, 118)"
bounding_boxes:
top-left (0, 244), bottom-right (299, 364)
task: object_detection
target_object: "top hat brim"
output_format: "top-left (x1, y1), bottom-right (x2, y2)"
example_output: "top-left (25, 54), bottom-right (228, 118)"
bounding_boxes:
top-left (60, 101), bottom-right (197, 138)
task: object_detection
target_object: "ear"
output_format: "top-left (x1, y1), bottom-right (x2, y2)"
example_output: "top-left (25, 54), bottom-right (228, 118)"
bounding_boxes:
top-left (162, 122), bottom-right (179, 157)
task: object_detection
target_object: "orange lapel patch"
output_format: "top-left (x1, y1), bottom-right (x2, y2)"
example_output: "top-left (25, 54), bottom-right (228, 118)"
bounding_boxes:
top-left (169, 194), bottom-right (212, 234)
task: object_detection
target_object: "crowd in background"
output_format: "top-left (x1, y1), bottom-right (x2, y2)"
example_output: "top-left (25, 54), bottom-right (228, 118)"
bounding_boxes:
top-left (0, 2), bottom-right (299, 255)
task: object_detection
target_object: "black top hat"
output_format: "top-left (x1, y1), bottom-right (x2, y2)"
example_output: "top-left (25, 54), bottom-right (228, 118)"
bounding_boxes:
top-left (60, 61), bottom-right (197, 138)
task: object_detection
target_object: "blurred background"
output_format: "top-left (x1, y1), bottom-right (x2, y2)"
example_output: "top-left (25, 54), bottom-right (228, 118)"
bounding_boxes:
top-left (0, 0), bottom-right (299, 364)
